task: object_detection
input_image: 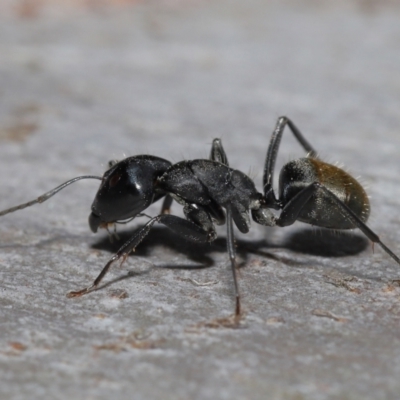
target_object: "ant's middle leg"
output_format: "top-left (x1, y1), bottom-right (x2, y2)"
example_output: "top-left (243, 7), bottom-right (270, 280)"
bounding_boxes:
top-left (225, 205), bottom-right (241, 316)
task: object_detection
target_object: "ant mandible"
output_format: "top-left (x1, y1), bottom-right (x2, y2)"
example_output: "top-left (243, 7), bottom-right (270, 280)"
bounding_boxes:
top-left (1, 117), bottom-right (399, 317)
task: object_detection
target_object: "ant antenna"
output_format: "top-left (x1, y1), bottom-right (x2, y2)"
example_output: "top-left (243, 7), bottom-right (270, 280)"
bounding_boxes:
top-left (0, 175), bottom-right (102, 217)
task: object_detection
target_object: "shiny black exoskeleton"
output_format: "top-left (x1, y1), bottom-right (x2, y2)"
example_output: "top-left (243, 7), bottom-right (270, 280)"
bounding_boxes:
top-left (1, 117), bottom-right (399, 318)
top-left (88, 155), bottom-right (172, 233)
top-left (68, 144), bottom-right (276, 316)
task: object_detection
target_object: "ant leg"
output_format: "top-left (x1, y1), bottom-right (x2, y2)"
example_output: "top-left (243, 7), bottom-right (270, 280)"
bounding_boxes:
top-left (276, 182), bottom-right (400, 265)
top-left (163, 210), bottom-right (216, 244)
top-left (226, 205), bottom-right (241, 316)
top-left (210, 138), bottom-right (229, 166)
top-left (160, 194), bottom-right (173, 214)
top-left (263, 117), bottom-right (317, 208)
top-left (274, 183), bottom-right (317, 227)
top-left (67, 213), bottom-right (216, 298)
top-left (186, 202), bottom-right (242, 315)
top-left (67, 215), bottom-right (162, 297)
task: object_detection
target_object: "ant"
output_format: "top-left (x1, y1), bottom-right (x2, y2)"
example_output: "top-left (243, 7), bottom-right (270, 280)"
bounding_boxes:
top-left (1, 117), bottom-right (399, 318)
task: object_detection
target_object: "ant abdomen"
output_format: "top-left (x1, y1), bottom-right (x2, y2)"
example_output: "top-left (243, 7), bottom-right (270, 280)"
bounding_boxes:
top-left (279, 157), bottom-right (370, 229)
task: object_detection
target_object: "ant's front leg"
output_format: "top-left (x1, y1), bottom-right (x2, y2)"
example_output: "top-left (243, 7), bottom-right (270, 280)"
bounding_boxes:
top-left (67, 212), bottom-right (216, 298)
top-left (160, 194), bottom-right (173, 215)
top-left (67, 216), bottom-right (162, 298)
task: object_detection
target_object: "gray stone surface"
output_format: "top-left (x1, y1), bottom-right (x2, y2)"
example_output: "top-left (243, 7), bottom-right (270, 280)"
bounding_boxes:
top-left (1, 1), bottom-right (400, 399)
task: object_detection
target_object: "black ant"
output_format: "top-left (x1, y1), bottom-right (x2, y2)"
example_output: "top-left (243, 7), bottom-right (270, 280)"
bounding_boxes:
top-left (1, 117), bottom-right (399, 318)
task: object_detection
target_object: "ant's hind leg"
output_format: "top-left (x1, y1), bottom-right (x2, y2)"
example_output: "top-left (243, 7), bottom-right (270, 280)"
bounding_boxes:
top-left (263, 117), bottom-right (318, 207)
top-left (312, 183), bottom-right (400, 266)
top-left (275, 182), bottom-right (400, 266)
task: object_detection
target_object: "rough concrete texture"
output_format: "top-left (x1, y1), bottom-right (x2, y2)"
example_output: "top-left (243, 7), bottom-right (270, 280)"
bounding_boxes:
top-left (1, 1), bottom-right (400, 399)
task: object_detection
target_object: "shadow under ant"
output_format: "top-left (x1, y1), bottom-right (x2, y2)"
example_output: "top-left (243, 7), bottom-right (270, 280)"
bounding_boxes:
top-left (282, 227), bottom-right (369, 257)
top-left (84, 223), bottom-right (373, 295)
top-left (90, 223), bottom-right (369, 272)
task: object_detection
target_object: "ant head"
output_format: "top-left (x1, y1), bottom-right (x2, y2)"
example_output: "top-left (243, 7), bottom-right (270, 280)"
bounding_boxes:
top-left (89, 155), bottom-right (171, 233)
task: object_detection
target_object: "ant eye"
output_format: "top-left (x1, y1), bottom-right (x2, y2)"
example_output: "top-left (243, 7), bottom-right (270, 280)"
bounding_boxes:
top-left (108, 173), bottom-right (121, 188)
